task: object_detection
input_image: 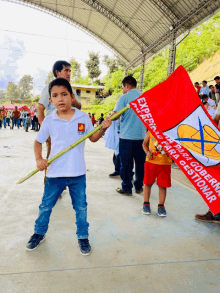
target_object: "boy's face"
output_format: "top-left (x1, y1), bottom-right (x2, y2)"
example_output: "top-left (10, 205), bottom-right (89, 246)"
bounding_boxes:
top-left (49, 85), bottom-right (75, 112)
top-left (202, 82), bottom-right (207, 87)
top-left (56, 66), bottom-right (71, 82)
top-left (210, 86), bottom-right (215, 92)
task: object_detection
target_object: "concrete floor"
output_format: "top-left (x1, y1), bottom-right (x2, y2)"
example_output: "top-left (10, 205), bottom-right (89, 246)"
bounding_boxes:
top-left (0, 127), bottom-right (219, 293)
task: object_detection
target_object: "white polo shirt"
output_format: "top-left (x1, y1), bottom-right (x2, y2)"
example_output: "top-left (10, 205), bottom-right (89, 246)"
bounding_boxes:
top-left (36, 109), bottom-right (94, 178)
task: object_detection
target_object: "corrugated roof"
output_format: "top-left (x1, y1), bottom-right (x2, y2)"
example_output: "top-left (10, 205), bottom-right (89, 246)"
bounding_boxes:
top-left (14, 0), bottom-right (220, 68)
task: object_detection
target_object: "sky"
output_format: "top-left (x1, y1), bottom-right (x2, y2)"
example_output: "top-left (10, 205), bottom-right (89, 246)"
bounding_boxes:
top-left (0, 0), bottom-right (115, 95)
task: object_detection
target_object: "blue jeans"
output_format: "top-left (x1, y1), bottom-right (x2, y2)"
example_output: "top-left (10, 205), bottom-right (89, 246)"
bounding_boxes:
top-left (6, 118), bottom-right (10, 126)
top-left (113, 153), bottom-right (120, 173)
top-left (3, 117), bottom-right (6, 128)
top-left (119, 138), bottom-right (146, 193)
top-left (35, 175), bottom-right (89, 239)
top-left (31, 119), bottom-right (35, 129)
top-left (12, 118), bottom-right (20, 128)
top-left (23, 118), bottom-right (26, 128)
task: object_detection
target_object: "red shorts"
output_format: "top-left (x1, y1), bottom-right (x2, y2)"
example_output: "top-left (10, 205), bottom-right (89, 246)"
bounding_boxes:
top-left (143, 161), bottom-right (171, 188)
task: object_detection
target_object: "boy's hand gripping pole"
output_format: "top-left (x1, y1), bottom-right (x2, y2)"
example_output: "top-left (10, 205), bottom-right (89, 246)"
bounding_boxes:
top-left (17, 105), bottom-right (130, 184)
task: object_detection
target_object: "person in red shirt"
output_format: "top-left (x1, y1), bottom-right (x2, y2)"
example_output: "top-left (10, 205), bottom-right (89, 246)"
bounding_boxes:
top-left (12, 106), bottom-right (21, 129)
top-left (194, 82), bottom-right (201, 96)
top-left (91, 114), bottom-right (96, 126)
top-left (2, 106), bottom-right (7, 128)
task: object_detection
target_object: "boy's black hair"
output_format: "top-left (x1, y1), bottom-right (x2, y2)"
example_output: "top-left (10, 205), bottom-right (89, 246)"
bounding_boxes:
top-left (49, 78), bottom-right (73, 97)
top-left (101, 113), bottom-right (104, 116)
top-left (194, 82), bottom-right (199, 85)
top-left (52, 60), bottom-right (71, 78)
top-left (202, 80), bottom-right (207, 84)
top-left (202, 94), bottom-right (208, 100)
top-left (214, 76), bottom-right (220, 80)
top-left (203, 102), bottom-right (208, 106)
top-left (209, 85), bottom-right (214, 88)
top-left (122, 76), bottom-right (137, 88)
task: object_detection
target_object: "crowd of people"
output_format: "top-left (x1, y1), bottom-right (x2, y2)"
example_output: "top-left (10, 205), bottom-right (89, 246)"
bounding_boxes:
top-left (87, 112), bottom-right (105, 127)
top-left (194, 76), bottom-right (220, 122)
top-left (0, 106), bottom-right (40, 132)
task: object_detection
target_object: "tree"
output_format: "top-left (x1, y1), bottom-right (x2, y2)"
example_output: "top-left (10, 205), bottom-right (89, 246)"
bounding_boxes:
top-left (103, 55), bottom-right (126, 73)
top-left (0, 89), bottom-right (6, 103)
top-left (45, 71), bottom-right (54, 85)
top-left (69, 58), bottom-right (81, 82)
top-left (103, 70), bottom-right (124, 94)
top-left (6, 81), bottom-right (21, 101)
top-left (86, 52), bottom-right (101, 81)
top-left (19, 74), bottom-right (33, 100)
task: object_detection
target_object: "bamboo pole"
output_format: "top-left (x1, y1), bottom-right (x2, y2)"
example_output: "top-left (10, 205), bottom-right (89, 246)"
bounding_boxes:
top-left (17, 105), bottom-right (130, 184)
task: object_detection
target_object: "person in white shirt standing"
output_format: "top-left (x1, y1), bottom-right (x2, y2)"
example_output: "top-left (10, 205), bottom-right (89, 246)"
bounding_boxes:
top-left (38, 60), bottom-right (81, 187)
top-left (26, 78), bottom-right (111, 255)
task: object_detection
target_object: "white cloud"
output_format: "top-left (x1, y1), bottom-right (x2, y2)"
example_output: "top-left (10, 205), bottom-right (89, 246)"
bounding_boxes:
top-left (0, 1), bottom-right (114, 94)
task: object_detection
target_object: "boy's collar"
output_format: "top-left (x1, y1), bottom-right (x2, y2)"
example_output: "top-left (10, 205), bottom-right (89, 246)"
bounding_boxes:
top-left (51, 108), bottom-right (83, 121)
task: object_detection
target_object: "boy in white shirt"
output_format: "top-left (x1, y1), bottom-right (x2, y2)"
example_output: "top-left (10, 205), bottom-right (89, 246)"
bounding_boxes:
top-left (26, 78), bottom-right (111, 255)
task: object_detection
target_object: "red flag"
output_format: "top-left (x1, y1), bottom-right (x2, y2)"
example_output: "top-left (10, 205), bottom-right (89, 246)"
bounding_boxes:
top-left (130, 65), bottom-right (220, 215)
top-left (31, 104), bottom-right (36, 118)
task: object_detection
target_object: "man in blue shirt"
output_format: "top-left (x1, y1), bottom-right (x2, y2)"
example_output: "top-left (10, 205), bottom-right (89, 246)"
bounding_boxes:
top-left (113, 76), bottom-right (146, 195)
top-left (199, 80), bottom-right (209, 97)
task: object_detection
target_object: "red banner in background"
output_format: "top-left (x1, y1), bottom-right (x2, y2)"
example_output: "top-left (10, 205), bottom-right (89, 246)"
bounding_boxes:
top-left (130, 66), bottom-right (220, 215)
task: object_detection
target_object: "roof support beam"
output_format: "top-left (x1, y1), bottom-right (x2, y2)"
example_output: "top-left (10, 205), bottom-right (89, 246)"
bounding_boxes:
top-left (125, 0), bottom-right (213, 70)
top-left (139, 55), bottom-right (146, 92)
top-left (167, 30), bottom-right (176, 76)
top-left (80, 0), bottom-right (149, 48)
top-left (149, 0), bottom-right (180, 23)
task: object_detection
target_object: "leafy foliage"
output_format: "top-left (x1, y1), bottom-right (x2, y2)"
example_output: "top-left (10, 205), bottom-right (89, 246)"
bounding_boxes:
top-left (45, 71), bottom-right (54, 85)
top-left (69, 58), bottom-right (81, 82)
top-left (6, 81), bottom-right (21, 101)
top-left (19, 74), bottom-right (33, 100)
top-left (103, 55), bottom-right (126, 73)
top-left (0, 89), bottom-right (6, 103)
top-left (86, 52), bottom-right (101, 81)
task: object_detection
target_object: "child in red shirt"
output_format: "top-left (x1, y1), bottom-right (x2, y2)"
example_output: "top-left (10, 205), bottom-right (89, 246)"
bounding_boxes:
top-left (142, 131), bottom-right (172, 217)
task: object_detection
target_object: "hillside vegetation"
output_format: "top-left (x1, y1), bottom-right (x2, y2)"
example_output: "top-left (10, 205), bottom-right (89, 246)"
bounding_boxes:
top-left (86, 12), bottom-right (220, 117)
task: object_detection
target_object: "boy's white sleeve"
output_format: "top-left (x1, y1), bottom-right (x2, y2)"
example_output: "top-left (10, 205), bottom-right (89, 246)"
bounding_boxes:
top-left (85, 116), bottom-right (94, 134)
top-left (36, 118), bottom-right (50, 143)
top-left (38, 85), bottom-right (49, 110)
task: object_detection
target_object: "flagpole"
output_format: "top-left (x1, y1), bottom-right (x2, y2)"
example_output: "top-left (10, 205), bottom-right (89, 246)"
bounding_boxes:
top-left (17, 105), bottom-right (130, 184)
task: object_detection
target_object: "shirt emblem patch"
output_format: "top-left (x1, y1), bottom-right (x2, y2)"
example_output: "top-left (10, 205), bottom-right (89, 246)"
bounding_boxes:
top-left (78, 123), bottom-right (85, 132)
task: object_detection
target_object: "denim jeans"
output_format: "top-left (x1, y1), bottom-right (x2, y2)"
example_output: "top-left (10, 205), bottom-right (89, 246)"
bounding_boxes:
top-left (6, 118), bottom-right (10, 126)
top-left (3, 117), bottom-right (6, 128)
top-left (31, 119), bottom-right (35, 129)
top-left (23, 118), bottom-right (26, 128)
top-left (113, 153), bottom-right (120, 173)
top-left (12, 118), bottom-right (20, 128)
top-left (119, 138), bottom-right (146, 193)
top-left (35, 175), bottom-right (89, 239)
